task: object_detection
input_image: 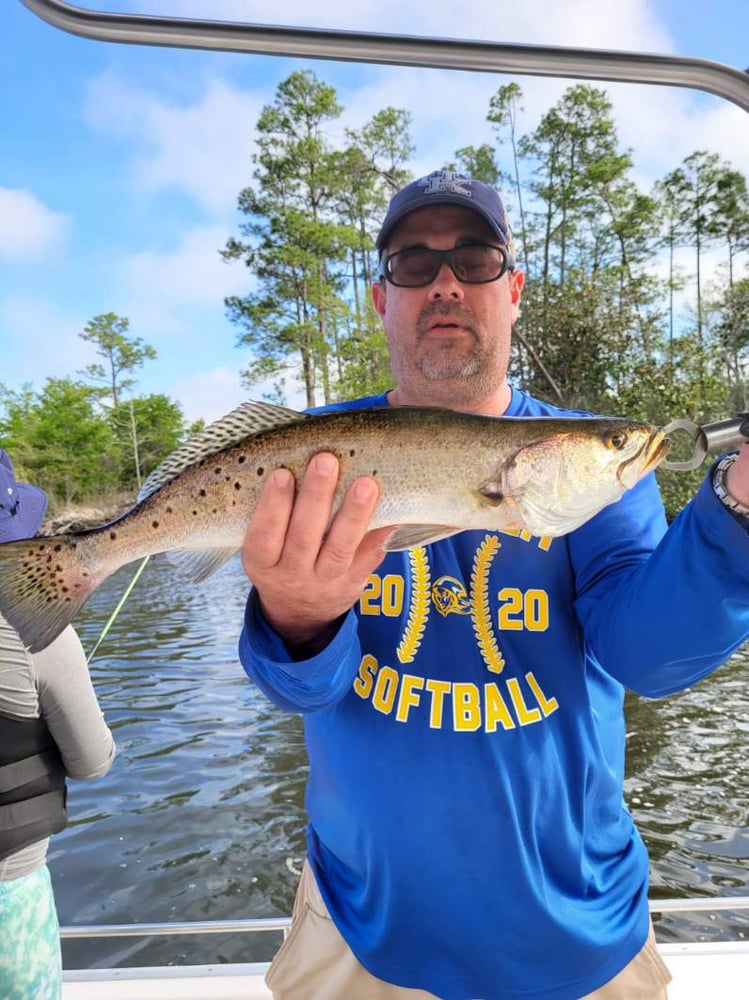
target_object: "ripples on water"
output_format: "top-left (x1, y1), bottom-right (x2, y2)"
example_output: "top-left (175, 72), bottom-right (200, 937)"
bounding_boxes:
top-left (54, 556), bottom-right (748, 969)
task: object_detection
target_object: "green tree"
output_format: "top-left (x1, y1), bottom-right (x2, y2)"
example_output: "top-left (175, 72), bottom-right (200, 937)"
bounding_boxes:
top-left (713, 277), bottom-right (749, 410)
top-left (335, 108), bottom-right (413, 396)
top-left (487, 83), bottom-right (528, 268)
top-left (223, 70), bottom-right (354, 407)
top-left (110, 394), bottom-right (186, 491)
top-left (79, 312), bottom-right (159, 488)
top-left (713, 168), bottom-right (749, 290)
top-left (445, 144), bottom-right (501, 186)
top-left (656, 152), bottom-right (727, 406)
top-left (513, 85), bottom-right (660, 408)
top-left (79, 313), bottom-right (157, 409)
top-left (0, 378), bottom-right (118, 507)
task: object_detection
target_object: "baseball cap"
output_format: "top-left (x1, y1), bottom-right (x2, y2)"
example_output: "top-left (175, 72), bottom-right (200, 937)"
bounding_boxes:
top-left (0, 450), bottom-right (48, 543)
top-left (376, 170), bottom-right (512, 252)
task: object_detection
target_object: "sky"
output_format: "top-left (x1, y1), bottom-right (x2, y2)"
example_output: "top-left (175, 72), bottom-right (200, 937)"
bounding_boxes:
top-left (1, 0), bottom-right (748, 424)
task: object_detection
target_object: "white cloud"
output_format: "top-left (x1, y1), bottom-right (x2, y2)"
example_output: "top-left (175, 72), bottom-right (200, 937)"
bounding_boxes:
top-left (169, 365), bottom-right (307, 425)
top-left (0, 298), bottom-right (95, 385)
top-left (120, 224), bottom-right (248, 313)
top-left (83, 75), bottom-right (263, 215)
top-left (0, 189), bottom-right (71, 262)
top-left (168, 366), bottom-right (248, 424)
top-left (156, 0), bottom-right (671, 49)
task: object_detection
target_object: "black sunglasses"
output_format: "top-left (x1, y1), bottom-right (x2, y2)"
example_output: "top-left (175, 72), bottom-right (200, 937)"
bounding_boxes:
top-left (380, 243), bottom-right (515, 288)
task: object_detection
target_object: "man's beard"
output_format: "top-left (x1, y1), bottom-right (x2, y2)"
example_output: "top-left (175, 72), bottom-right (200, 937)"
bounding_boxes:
top-left (416, 341), bottom-right (482, 380)
top-left (414, 303), bottom-right (483, 381)
top-left (393, 303), bottom-right (502, 406)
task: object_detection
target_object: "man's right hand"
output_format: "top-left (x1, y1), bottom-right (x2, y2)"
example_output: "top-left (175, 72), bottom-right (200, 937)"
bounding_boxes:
top-left (241, 452), bottom-right (394, 657)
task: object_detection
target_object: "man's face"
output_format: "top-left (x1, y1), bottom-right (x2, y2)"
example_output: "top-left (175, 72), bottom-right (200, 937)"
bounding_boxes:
top-left (372, 205), bottom-right (524, 410)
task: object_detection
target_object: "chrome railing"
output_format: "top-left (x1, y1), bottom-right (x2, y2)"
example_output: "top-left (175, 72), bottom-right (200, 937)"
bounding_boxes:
top-left (59, 896), bottom-right (749, 940)
top-left (19, 0), bottom-right (749, 112)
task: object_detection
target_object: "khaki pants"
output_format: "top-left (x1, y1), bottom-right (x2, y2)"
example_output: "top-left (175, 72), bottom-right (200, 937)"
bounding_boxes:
top-left (266, 863), bottom-right (672, 1000)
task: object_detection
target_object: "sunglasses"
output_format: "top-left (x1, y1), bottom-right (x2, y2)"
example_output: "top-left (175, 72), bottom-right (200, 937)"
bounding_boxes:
top-left (380, 243), bottom-right (515, 288)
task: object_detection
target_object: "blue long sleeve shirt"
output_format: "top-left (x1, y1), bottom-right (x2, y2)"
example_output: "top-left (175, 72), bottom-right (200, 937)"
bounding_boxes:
top-left (239, 388), bottom-right (749, 1000)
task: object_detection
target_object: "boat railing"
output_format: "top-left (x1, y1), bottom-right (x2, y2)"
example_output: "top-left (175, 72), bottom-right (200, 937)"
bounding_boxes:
top-left (19, 0), bottom-right (749, 112)
top-left (59, 896), bottom-right (749, 941)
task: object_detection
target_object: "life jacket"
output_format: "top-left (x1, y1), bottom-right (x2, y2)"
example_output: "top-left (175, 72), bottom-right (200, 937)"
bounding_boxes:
top-left (0, 712), bottom-right (67, 861)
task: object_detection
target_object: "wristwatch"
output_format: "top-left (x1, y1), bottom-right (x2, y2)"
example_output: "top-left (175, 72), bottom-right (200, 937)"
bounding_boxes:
top-left (712, 453), bottom-right (749, 518)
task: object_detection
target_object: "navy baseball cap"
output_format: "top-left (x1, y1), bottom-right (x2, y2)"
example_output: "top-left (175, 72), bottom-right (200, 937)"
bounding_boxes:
top-left (376, 170), bottom-right (512, 252)
top-left (0, 450), bottom-right (48, 543)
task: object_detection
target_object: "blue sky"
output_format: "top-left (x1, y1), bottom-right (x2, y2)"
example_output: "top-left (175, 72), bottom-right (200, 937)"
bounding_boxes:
top-left (2, 0), bottom-right (748, 423)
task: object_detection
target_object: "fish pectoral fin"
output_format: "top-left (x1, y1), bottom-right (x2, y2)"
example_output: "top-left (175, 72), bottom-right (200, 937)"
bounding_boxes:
top-left (165, 547), bottom-right (238, 582)
top-left (383, 525), bottom-right (464, 551)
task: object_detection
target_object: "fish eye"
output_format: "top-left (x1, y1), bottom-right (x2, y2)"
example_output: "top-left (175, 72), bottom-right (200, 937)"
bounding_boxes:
top-left (607, 431), bottom-right (629, 450)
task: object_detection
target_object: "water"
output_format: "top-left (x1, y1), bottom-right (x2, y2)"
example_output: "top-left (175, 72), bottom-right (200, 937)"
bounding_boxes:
top-left (54, 555), bottom-right (749, 969)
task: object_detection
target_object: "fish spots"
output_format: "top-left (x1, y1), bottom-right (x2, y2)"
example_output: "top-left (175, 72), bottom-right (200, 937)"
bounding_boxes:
top-left (256, 467), bottom-right (264, 477)
top-left (152, 521), bottom-right (159, 529)
top-left (199, 489), bottom-right (207, 497)
top-left (238, 455), bottom-right (246, 465)
top-left (349, 449), bottom-right (356, 457)
top-left (166, 506), bottom-right (173, 514)
top-left (192, 510), bottom-right (198, 516)
top-left (214, 467), bottom-right (222, 476)
top-left (109, 531), bottom-right (117, 540)
top-left (234, 482), bottom-right (241, 491)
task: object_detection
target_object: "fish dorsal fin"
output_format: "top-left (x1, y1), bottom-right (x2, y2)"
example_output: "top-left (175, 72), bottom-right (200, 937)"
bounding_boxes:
top-left (138, 400), bottom-right (306, 500)
top-left (383, 525), bottom-right (464, 551)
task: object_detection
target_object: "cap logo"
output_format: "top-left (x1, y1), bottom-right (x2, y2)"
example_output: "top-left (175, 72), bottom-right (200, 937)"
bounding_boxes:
top-left (418, 170), bottom-right (473, 200)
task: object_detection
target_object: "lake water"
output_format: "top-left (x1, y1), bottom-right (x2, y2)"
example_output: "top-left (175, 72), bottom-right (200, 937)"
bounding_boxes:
top-left (54, 555), bottom-right (749, 971)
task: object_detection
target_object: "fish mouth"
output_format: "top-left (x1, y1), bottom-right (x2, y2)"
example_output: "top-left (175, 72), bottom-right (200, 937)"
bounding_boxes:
top-left (617, 429), bottom-right (670, 485)
top-left (642, 430), bottom-right (671, 473)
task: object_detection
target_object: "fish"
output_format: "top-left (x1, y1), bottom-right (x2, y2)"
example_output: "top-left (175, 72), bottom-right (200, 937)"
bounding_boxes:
top-left (0, 400), bottom-right (668, 652)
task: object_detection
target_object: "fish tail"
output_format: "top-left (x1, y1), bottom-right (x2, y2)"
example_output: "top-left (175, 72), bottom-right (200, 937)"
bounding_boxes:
top-left (0, 533), bottom-right (106, 653)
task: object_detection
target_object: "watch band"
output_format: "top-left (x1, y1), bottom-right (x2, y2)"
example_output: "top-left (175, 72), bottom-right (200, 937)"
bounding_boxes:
top-left (712, 454), bottom-right (749, 516)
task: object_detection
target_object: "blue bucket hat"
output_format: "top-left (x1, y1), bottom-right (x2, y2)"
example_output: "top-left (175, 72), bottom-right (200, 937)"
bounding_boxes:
top-left (0, 450), bottom-right (48, 543)
top-left (376, 170), bottom-right (512, 253)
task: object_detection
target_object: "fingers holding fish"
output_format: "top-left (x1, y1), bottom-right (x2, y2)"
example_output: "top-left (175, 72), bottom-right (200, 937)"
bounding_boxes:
top-left (314, 472), bottom-right (382, 578)
top-left (241, 467), bottom-right (296, 575)
top-left (285, 452), bottom-right (345, 571)
top-left (240, 453), bottom-right (382, 655)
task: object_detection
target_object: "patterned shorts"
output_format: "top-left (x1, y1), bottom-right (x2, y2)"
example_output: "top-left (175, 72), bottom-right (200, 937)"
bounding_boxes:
top-left (0, 865), bottom-right (61, 1000)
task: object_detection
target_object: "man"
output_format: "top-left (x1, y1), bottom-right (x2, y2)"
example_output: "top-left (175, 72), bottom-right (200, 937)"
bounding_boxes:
top-left (239, 170), bottom-right (749, 999)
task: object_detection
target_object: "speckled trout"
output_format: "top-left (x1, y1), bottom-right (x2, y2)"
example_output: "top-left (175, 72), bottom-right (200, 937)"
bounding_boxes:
top-left (0, 400), bottom-right (668, 652)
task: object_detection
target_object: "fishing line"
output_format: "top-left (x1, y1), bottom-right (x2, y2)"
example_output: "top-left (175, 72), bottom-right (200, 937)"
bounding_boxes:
top-left (86, 555), bottom-right (150, 664)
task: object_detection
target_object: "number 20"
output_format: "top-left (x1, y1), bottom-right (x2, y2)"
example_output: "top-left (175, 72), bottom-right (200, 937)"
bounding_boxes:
top-left (497, 588), bottom-right (548, 631)
top-left (360, 575), bottom-right (404, 616)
